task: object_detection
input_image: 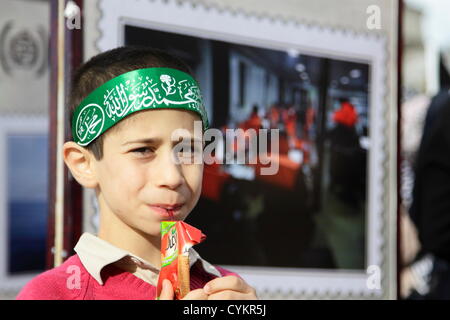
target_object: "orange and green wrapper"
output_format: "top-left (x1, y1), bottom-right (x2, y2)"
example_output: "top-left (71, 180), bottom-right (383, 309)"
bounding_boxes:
top-left (156, 221), bottom-right (206, 300)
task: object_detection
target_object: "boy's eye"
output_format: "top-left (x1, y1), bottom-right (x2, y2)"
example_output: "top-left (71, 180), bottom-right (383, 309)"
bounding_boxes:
top-left (131, 147), bottom-right (154, 156)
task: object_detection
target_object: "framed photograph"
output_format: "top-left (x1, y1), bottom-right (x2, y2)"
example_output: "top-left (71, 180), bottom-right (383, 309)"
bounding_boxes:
top-left (0, 116), bottom-right (49, 291)
top-left (93, 0), bottom-right (398, 299)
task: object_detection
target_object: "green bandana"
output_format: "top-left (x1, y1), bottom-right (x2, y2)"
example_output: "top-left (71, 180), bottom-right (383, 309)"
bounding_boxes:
top-left (72, 67), bottom-right (208, 146)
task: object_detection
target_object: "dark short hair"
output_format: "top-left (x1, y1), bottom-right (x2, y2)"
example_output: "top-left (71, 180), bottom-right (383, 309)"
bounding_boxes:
top-left (69, 46), bottom-right (194, 160)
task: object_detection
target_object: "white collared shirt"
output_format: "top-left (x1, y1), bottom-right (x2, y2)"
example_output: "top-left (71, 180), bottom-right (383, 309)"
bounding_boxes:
top-left (74, 232), bottom-right (221, 286)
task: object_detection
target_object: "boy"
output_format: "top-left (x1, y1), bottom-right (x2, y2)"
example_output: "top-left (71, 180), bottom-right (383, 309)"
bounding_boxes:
top-left (17, 46), bottom-right (257, 300)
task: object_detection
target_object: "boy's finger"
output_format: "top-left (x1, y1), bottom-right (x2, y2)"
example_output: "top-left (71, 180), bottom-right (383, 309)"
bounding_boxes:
top-left (182, 288), bottom-right (209, 300)
top-left (203, 276), bottom-right (248, 294)
top-left (158, 279), bottom-right (174, 300)
top-left (207, 290), bottom-right (240, 300)
top-left (207, 289), bottom-right (258, 300)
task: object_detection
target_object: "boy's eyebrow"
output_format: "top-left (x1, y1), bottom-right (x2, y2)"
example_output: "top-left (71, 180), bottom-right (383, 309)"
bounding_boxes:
top-left (121, 138), bottom-right (161, 146)
top-left (121, 136), bottom-right (203, 146)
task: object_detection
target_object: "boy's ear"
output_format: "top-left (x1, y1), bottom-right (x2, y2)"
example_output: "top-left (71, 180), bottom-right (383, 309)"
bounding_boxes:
top-left (63, 141), bottom-right (98, 189)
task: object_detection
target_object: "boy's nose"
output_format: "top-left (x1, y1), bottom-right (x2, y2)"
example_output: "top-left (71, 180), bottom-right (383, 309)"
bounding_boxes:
top-left (155, 150), bottom-right (184, 190)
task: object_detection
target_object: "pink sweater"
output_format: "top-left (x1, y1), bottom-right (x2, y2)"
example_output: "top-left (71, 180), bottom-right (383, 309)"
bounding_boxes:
top-left (16, 254), bottom-right (236, 300)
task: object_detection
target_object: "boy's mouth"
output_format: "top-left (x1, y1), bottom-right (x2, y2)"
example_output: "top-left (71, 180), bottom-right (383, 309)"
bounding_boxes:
top-left (148, 203), bottom-right (184, 218)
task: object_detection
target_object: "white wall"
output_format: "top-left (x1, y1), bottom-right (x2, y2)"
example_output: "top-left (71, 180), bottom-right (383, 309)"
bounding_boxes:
top-left (0, 0), bottom-right (50, 300)
top-left (0, 0), bottom-right (49, 115)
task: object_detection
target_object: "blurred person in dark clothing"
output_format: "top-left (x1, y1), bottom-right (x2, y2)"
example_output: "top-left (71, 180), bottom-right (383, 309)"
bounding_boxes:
top-left (408, 54), bottom-right (450, 299)
top-left (241, 104), bottom-right (262, 132)
top-left (315, 98), bottom-right (367, 269)
top-left (328, 98), bottom-right (366, 209)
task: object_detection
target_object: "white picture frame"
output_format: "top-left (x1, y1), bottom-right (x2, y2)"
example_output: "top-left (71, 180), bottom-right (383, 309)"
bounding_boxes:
top-left (93, 0), bottom-right (398, 299)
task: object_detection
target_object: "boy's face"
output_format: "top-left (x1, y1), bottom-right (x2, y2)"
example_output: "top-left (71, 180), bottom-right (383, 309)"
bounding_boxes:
top-left (92, 109), bottom-right (203, 237)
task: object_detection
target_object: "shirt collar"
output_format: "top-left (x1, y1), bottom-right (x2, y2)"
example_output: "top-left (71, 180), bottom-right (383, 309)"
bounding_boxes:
top-left (74, 232), bottom-right (221, 285)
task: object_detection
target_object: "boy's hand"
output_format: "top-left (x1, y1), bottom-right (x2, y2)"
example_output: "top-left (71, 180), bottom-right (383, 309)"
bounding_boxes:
top-left (159, 279), bottom-right (208, 300)
top-left (158, 280), bottom-right (174, 300)
top-left (158, 276), bottom-right (257, 300)
top-left (204, 276), bottom-right (258, 300)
